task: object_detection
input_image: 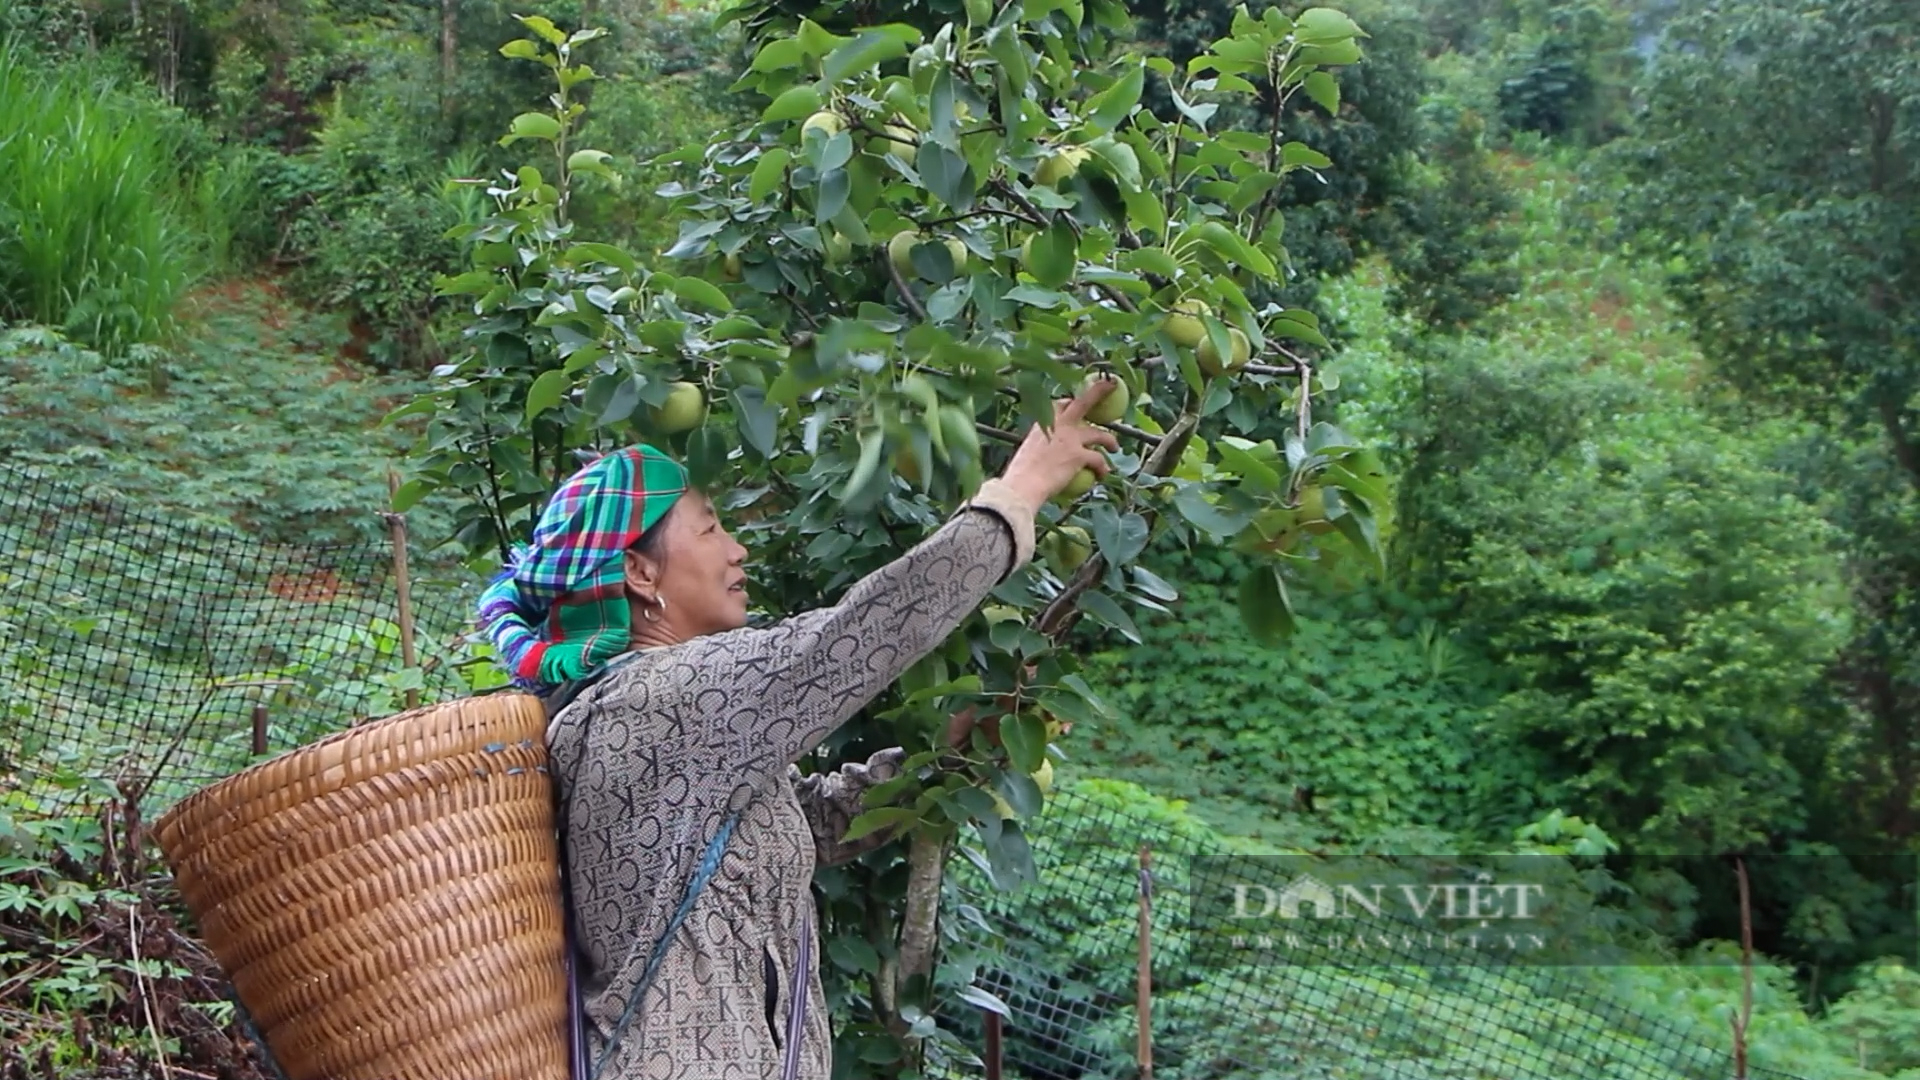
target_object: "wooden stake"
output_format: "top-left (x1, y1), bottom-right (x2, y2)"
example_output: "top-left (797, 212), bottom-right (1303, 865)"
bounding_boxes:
top-left (1137, 844), bottom-right (1153, 1080)
top-left (385, 467), bottom-right (421, 710)
top-left (250, 704), bottom-right (268, 757)
top-left (984, 1008), bottom-right (1002, 1080)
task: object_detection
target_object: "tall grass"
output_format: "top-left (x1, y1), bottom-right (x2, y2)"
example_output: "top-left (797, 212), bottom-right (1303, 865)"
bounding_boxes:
top-left (0, 42), bottom-right (198, 354)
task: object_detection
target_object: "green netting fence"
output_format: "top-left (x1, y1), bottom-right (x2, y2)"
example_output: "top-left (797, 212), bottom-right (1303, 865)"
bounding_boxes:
top-left (940, 788), bottom-right (1800, 1080)
top-left (0, 462), bottom-right (476, 810)
top-left (0, 462), bottom-right (1792, 1079)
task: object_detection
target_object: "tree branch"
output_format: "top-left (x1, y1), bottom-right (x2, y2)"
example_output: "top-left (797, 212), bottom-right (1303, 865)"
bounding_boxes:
top-left (882, 249), bottom-right (930, 322)
top-left (1036, 414), bottom-right (1200, 637)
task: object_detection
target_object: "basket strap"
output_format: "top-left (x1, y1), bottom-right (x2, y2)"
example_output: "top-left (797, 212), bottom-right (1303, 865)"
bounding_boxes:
top-left (585, 808), bottom-right (741, 1080)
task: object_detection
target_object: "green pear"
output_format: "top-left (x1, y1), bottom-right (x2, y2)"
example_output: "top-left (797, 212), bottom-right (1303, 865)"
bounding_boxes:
top-left (1083, 374), bottom-right (1128, 424)
top-left (801, 110), bottom-right (846, 139)
top-left (1162, 299), bottom-right (1211, 348)
top-left (1198, 327), bottom-right (1251, 376)
top-left (652, 382), bottom-right (707, 433)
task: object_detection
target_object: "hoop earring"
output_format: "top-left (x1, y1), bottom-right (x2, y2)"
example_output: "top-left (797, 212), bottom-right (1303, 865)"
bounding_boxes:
top-left (640, 595), bottom-right (668, 623)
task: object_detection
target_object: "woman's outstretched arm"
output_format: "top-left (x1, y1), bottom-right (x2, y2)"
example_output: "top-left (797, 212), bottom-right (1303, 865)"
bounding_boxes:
top-left (629, 383), bottom-right (1121, 811)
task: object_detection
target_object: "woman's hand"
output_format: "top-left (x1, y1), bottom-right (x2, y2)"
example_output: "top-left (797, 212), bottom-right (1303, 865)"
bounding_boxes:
top-left (999, 378), bottom-right (1124, 508)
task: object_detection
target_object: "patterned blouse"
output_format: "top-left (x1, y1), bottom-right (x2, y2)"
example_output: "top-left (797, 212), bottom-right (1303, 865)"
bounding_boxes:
top-left (545, 481), bottom-right (1036, 1079)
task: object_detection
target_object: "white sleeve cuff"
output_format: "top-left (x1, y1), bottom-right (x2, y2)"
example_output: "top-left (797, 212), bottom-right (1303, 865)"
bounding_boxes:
top-left (958, 478), bottom-right (1038, 573)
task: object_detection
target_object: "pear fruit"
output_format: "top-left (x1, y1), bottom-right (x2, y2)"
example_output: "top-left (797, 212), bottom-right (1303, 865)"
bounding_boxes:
top-left (1031, 757), bottom-right (1054, 795)
top-left (1034, 146), bottom-right (1092, 187)
top-left (1198, 327), bottom-right (1252, 376)
top-left (801, 110), bottom-right (846, 139)
top-left (1297, 485), bottom-right (1339, 534)
top-left (894, 446), bottom-right (925, 487)
top-left (870, 122), bottom-right (918, 160)
top-left (652, 382), bottom-right (707, 433)
top-left (1052, 469), bottom-right (1097, 505)
top-left (1162, 299), bottom-right (1211, 348)
top-left (1083, 374), bottom-right (1128, 424)
top-left (1042, 524), bottom-right (1093, 570)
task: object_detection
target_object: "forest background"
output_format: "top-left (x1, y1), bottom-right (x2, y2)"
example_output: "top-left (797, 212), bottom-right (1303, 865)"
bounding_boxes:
top-left (1, 0), bottom-right (1917, 1076)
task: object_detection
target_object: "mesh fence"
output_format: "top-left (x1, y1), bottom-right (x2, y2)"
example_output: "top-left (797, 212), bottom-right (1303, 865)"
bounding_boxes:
top-left (0, 462), bottom-right (474, 811)
top-left (938, 788), bottom-right (1802, 1080)
top-left (0, 465), bottom-right (1794, 1078)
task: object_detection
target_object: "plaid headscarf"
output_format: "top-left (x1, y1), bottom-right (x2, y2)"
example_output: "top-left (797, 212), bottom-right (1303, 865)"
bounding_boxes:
top-left (477, 445), bottom-right (689, 690)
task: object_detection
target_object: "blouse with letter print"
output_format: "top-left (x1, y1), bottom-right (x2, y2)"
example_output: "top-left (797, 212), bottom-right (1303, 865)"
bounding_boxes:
top-left (544, 481), bottom-right (1036, 1080)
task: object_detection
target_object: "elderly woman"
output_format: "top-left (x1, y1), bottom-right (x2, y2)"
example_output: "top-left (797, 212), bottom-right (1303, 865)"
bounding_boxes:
top-left (476, 383), bottom-right (1119, 1080)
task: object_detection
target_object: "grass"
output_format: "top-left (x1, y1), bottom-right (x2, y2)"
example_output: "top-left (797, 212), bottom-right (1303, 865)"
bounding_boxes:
top-left (0, 43), bottom-right (199, 354)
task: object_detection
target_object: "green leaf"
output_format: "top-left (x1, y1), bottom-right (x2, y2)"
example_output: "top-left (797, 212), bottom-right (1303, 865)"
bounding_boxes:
top-left (993, 767), bottom-right (1043, 819)
top-left (828, 935), bottom-right (882, 974)
top-left (525, 369), bottom-right (569, 420)
top-left (1302, 71), bottom-right (1340, 114)
top-left (1238, 564), bottom-right (1295, 644)
top-left (1120, 247), bottom-right (1180, 280)
top-left (1294, 8), bottom-right (1362, 43)
top-left (1173, 482), bottom-right (1254, 538)
top-left (673, 277), bottom-right (732, 313)
top-left (1281, 142), bottom-right (1333, 170)
top-left (917, 144), bottom-right (975, 211)
top-left (566, 149), bottom-right (615, 180)
top-left (956, 983), bottom-right (1011, 1017)
top-left (390, 479), bottom-right (432, 513)
top-left (566, 243), bottom-right (638, 275)
top-left (499, 39), bottom-right (543, 60)
top-left (686, 426), bottom-right (729, 489)
top-left (982, 821), bottom-right (1037, 889)
top-left (1026, 221), bottom-right (1077, 289)
top-left (841, 806), bottom-right (916, 844)
top-left (1229, 171), bottom-right (1282, 214)
top-left (1194, 221), bottom-right (1277, 278)
top-left (763, 85), bottom-right (823, 123)
top-left (823, 29), bottom-right (911, 84)
top-left (795, 18), bottom-right (849, 57)
top-left (815, 167), bottom-right (851, 225)
top-left (1077, 589), bottom-right (1142, 643)
top-left (843, 427), bottom-right (886, 503)
top-left (1271, 316), bottom-right (1328, 347)
top-left (1087, 505), bottom-right (1150, 565)
top-left (1087, 61), bottom-right (1145, 132)
top-left (751, 38), bottom-right (805, 72)
top-left (519, 14), bottom-right (566, 44)
top-left (1215, 437), bottom-right (1283, 490)
top-left (1087, 137), bottom-right (1142, 191)
top-left (507, 112), bottom-right (562, 141)
top-left (732, 386), bottom-right (778, 458)
top-left (750, 149), bottom-right (791, 202)
top-left (1002, 709), bottom-right (1047, 774)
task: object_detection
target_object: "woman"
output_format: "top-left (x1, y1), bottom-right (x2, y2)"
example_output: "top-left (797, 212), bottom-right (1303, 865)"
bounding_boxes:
top-left (477, 382), bottom-right (1120, 1079)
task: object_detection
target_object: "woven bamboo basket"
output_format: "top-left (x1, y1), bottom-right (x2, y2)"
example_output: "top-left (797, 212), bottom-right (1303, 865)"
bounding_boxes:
top-left (153, 693), bottom-right (570, 1080)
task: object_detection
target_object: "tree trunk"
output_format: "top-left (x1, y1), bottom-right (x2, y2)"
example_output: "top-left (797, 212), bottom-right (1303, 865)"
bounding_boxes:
top-left (893, 830), bottom-right (947, 1043)
top-left (1878, 397), bottom-right (1920, 497)
top-left (440, 0), bottom-right (458, 118)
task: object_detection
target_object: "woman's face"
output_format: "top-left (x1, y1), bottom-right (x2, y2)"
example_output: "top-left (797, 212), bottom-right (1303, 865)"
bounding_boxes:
top-left (631, 490), bottom-right (750, 639)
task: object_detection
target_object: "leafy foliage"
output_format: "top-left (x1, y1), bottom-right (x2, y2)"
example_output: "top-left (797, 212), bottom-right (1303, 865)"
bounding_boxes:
top-left (1077, 545), bottom-right (1518, 847)
top-left (0, 288), bottom-right (434, 546)
top-left (1612, 0), bottom-right (1920, 889)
